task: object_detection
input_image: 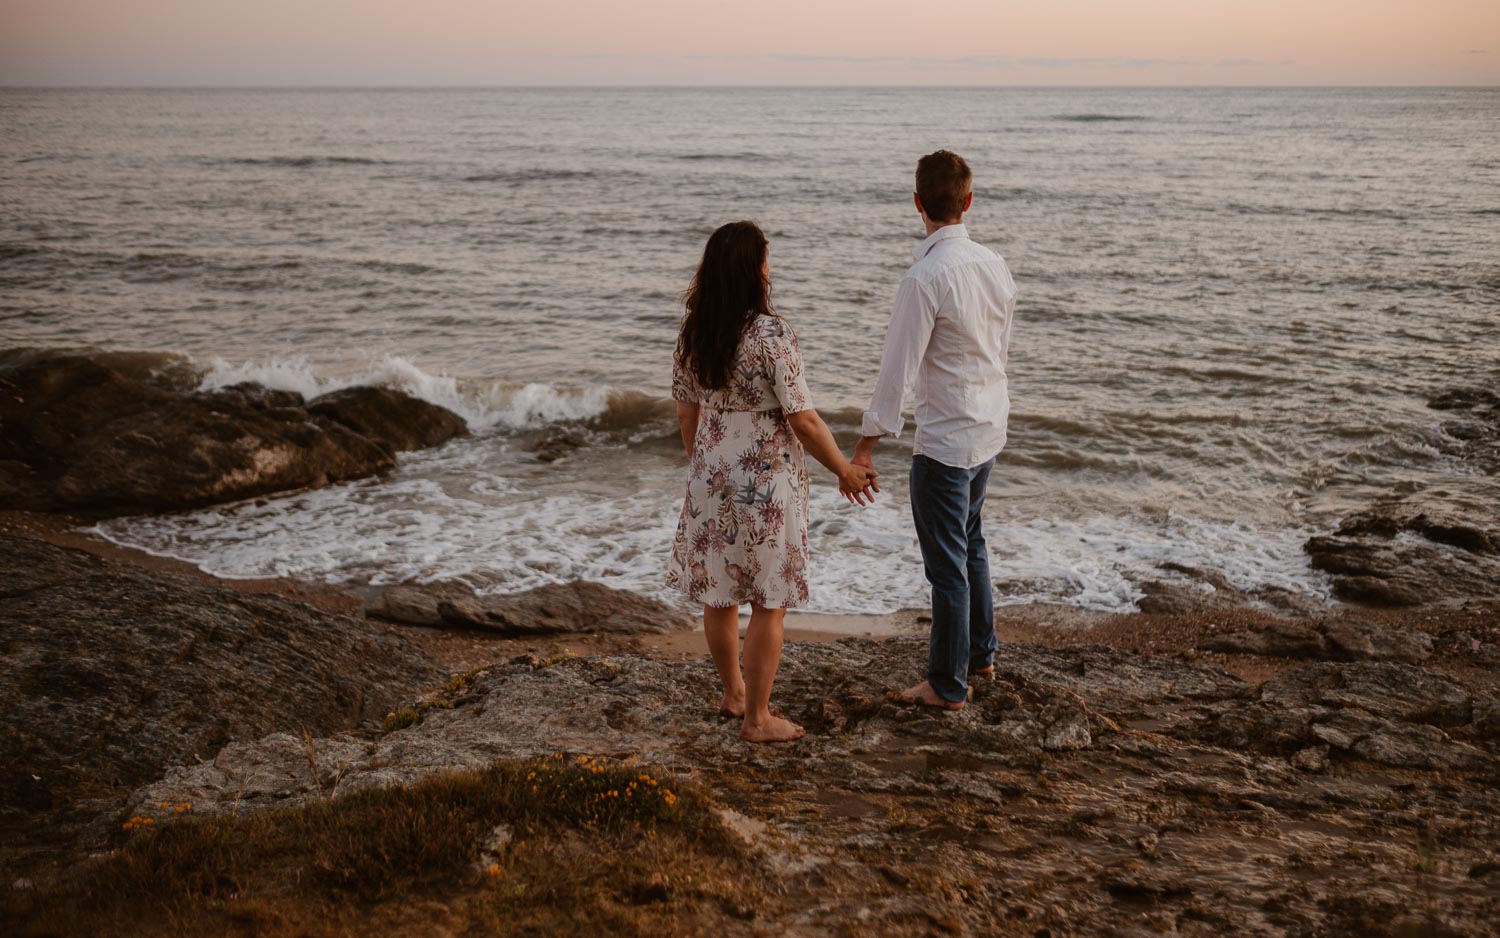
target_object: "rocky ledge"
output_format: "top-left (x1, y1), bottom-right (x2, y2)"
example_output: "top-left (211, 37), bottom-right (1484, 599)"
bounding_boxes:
top-left (123, 623), bottom-right (1500, 933)
top-left (0, 347), bottom-right (467, 515)
top-left (0, 533), bottom-right (446, 864)
top-left (7, 529), bottom-right (1499, 934)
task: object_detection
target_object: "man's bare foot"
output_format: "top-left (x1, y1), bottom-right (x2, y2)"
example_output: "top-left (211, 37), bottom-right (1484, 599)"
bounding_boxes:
top-left (718, 692), bottom-right (746, 719)
top-left (970, 665), bottom-right (995, 682)
top-left (740, 713), bottom-right (805, 743)
top-left (886, 680), bottom-right (966, 711)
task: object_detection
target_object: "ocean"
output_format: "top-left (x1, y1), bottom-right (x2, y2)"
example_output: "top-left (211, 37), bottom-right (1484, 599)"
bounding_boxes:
top-left (3, 86), bottom-right (1497, 614)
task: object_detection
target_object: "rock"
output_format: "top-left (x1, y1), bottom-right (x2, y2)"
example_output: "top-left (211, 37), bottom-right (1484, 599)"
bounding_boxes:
top-left (1290, 745), bottom-right (1330, 773)
top-left (370, 580), bottom-right (693, 635)
top-left (0, 534), bottom-right (444, 835)
top-left (1041, 711), bottom-right (1093, 751)
top-left (1202, 620), bottom-right (1330, 658)
top-left (1136, 563), bottom-right (1328, 616)
top-left (1201, 617), bottom-right (1433, 664)
top-left (210, 381), bottom-right (307, 412)
top-left (1302, 415), bottom-right (1500, 609)
top-left (1320, 619), bottom-right (1433, 663)
top-left (1302, 380), bottom-right (1500, 608)
top-left (1308, 710), bottom-right (1491, 772)
top-left (307, 385), bottom-right (467, 454)
top-left (1428, 379), bottom-right (1500, 475)
top-left (0, 348), bottom-right (467, 515)
top-left (1260, 662), bottom-right (1475, 726)
top-left (367, 582), bottom-right (477, 627)
top-left (1304, 496), bottom-right (1500, 607)
top-left (524, 427), bottom-right (588, 463)
top-left (1136, 571), bottom-right (1242, 615)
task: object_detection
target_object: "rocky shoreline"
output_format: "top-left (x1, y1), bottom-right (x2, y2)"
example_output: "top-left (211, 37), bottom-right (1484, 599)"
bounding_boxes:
top-left (4, 349), bottom-right (1500, 934)
top-left (4, 522), bottom-right (1498, 935)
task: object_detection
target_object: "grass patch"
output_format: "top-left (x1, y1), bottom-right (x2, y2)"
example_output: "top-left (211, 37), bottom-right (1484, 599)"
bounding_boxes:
top-left (15, 756), bottom-right (761, 937)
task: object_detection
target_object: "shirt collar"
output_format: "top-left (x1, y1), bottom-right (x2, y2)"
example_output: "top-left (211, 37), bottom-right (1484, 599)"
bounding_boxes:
top-left (914, 223), bottom-right (969, 260)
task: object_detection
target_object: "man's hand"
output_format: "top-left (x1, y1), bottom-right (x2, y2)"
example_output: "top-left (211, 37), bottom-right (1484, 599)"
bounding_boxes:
top-left (848, 435), bottom-right (881, 504)
top-left (839, 462), bottom-right (879, 506)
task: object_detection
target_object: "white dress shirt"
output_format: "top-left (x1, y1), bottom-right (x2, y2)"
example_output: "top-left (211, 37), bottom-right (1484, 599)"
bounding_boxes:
top-left (860, 223), bottom-right (1018, 470)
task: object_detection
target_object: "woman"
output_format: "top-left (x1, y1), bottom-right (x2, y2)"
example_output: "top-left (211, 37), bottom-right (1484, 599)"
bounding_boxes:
top-left (666, 220), bottom-right (877, 743)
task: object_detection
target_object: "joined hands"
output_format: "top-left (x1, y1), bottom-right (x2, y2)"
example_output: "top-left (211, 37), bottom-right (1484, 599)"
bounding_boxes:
top-left (839, 453), bottom-right (880, 506)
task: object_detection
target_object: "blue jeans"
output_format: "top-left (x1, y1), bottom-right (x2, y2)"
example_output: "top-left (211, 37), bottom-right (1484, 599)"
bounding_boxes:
top-left (910, 453), bottom-right (997, 703)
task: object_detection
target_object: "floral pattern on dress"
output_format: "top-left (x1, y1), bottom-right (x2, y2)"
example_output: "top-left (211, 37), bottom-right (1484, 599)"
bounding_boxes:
top-left (666, 313), bottom-right (814, 609)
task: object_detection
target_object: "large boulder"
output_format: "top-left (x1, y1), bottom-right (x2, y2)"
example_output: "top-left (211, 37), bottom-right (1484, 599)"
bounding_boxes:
top-left (0, 348), bottom-right (466, 515)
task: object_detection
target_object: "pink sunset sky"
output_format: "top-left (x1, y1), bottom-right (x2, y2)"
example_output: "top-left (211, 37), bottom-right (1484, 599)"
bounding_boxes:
top-left (1, 0), bottom-right (1495, 86)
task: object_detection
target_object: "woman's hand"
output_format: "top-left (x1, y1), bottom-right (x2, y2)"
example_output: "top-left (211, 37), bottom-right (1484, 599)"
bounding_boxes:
top-left (786, 408), bottom-right (878, 505)
top-left (838, 462), bottom-right (879, 506)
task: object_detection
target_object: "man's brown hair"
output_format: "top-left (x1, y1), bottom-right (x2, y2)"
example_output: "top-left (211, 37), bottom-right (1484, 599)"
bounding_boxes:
top-left (915, 150), bottom-right (972, 223)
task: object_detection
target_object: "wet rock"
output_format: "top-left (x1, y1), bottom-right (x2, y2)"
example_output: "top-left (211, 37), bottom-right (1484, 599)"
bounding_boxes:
top-left (0, 348), bottom-right (466, 515)
top-left (525, 427), bottom-right (588, 463)
top-left (307, 385), bottom-right (467, 454)
top-left (1429, 380), bottom-right (1500, 475)
top-left (369, 580), bottom-right (693, 635)
top-left (210, 381), bottom-right (306, 412)
top-left (1135, 565), bottom-right (1246, 615)
top-left (1136, 563), bottom-right (1327, 616)
top-left (0, 534), bottom-right (444, 836)
top-left (1300, 376), bottom-right (1500, 609)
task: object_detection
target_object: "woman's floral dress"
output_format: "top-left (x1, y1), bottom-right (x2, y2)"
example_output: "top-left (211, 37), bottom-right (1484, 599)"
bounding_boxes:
top-left (666, 313), bottom-right (813, 609)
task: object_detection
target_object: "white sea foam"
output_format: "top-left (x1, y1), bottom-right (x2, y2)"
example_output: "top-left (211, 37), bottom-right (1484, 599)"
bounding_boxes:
top-left (197, 354), bottom-right (614, 432)
top-left (93, 438), bottom-right (1334, 616)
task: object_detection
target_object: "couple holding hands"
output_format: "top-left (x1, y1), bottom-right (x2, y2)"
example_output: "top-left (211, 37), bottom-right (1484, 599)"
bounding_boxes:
top-left (666, 150), bottom-right (1019, 742)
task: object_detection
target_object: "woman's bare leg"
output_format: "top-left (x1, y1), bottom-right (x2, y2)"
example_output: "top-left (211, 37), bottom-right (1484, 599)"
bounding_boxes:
top-left (703, 605), bottom-right (745, 717)
top-left (740, 604), bottom-right (804, 742)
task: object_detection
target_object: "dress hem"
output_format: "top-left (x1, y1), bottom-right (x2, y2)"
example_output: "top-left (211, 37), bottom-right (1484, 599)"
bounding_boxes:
top-left (665, 579), bottom-right (809, 611)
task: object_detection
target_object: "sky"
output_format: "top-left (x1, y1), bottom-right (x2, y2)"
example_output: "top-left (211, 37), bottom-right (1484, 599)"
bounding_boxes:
top-left (1, 0), bottom-right (1496, 86)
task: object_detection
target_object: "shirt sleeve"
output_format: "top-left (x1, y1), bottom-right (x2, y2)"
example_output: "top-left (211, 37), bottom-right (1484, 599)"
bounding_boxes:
top-left (760, 317), bottom-right (814, 415)
top-left (671, 339), bottom-right (700, 403)
top-left (861, 276), bottom-right (937, 438)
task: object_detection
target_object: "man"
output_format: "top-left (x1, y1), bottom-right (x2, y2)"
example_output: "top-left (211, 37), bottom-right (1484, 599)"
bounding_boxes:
top-left (853, 149), bottom-right (1018, 710)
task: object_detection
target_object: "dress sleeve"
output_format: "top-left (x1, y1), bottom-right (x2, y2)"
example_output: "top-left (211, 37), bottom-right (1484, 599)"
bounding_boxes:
top-left (671, 338), bottom-right (700, 403)
top-left (759, 317), bottom-right (814, 415)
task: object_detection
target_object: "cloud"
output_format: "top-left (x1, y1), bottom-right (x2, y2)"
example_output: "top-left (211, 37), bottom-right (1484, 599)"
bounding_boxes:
top-left (1215, 57), bottom-right (1296, 67)
top-left (777, 53), bottom-right (1195, 71)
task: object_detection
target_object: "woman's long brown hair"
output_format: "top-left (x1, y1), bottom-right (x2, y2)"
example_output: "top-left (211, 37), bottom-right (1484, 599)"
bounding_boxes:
top-left (678, 220), bottom-right (772, 391)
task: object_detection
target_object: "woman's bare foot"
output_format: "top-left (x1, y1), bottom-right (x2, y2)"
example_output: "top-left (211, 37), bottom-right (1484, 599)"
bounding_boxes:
top-left (740, 713), bottom-right (805, 743)
top-left (718, 691), bottom-right (746, 719)
top-left (886, 680), bottom-right (966, 711)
